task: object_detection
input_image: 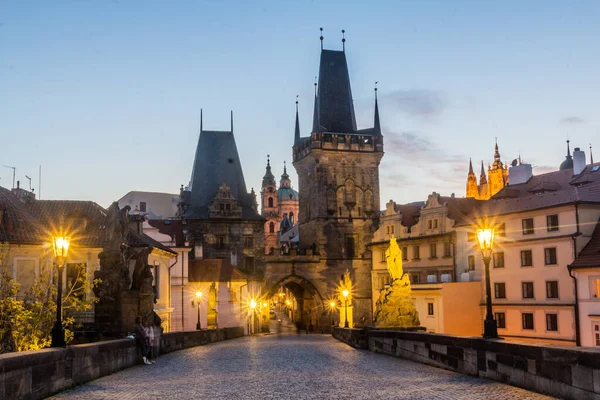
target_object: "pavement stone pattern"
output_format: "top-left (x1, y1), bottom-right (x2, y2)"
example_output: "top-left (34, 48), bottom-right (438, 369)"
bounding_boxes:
top-left (50, 333), bottom-right (556, 400)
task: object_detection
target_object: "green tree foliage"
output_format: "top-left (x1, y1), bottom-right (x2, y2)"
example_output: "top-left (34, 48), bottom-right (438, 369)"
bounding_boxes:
top-left (0, 244), bottom-right (99, 353)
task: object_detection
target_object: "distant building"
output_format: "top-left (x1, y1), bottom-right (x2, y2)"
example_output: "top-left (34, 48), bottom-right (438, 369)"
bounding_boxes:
top-left (466, 140), bottom-right (509, 200)
top-left (260, 157), bottom-right (299, 255)
top-left (118, 191), bottom-right (179, 220)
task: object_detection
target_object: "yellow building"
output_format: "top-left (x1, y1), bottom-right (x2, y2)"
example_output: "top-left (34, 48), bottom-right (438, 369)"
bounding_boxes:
top-left (466, 140), bottom-right (509, 200)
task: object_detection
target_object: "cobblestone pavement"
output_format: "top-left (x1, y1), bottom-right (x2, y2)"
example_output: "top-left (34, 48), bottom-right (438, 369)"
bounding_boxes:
top-left (51, 334), bottom-right (555, 400)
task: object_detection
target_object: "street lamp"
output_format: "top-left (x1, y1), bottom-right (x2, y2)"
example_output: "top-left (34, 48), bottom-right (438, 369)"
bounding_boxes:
top-left (195, 291), bottom-right (202, 330)
top-left (249, 299), bottom-right (257, 335)
top-left (342, 289), bottom-right (349, 328)
top-left (329, 301), bottom-right (336, 326)
top-left (51, 236), bottom-right (71, 347)
top-left (477, 227), bottom-right (498, 339)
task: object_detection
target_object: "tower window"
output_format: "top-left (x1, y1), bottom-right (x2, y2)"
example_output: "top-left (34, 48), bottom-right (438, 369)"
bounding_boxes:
top-left (269, 222), bottom-right (275, 233)
top-left (268, 197), bottom-right (273, 208)
top-left (289, 212), bottom-right (294, 224)
top-left (139, 202), bottom-right (147, 212)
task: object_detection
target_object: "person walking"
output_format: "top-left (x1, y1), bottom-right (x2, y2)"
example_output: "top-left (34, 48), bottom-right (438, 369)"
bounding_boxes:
top-left (135, 316), bottom-right (152, 365)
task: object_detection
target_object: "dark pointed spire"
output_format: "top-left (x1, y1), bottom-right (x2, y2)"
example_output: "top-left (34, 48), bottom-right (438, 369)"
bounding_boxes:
top-left (560, 139), bottom-right (573, 170)
top-left (373, 82), bottom-right (381, 137)
top-left (294, 96), bottom-right (300, 145)
top-left (262, 154), bottom-right (276, 187)
top-left (312, 78), bottom-right (321, 132)
top-left (468, 158), bottom-right (474, 175)
top-left (342, 29), bottom-right (346, 52)
top-left (479, 160), bottom-right (487, 184)
top-left (320, 27), bottom-right (323, 50)
top-left (283, 160), bottom-right (287, 175)
top-left (591, 144), bottom-right (594, 164)
top-left (280, 160), bottom-right (291, 187)
top-left (200, 109), bottom-right (203, 132)
top-left (567, 139), bottom-right (571, 156)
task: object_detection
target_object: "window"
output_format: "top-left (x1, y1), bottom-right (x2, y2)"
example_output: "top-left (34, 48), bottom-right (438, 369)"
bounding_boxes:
top-left (386, 225), bottom-right (394, 235)
top-left (269, 222), bottom-right (275, 233)
top-left (380, 249), bottom-right (386, 263)
top-left (522, 313), bottom-right (534, 330)
top-left (289, 212), bottom-right (294, 224)
top-left (66, 263), bottom-right (86, 300)
top-left (346, 236), bottom-right (356, 258)
top-left (413, 245), bottom-right (420, 260)
top-left (594, 323), bottom-right (600, 346)
top-left (544, 247), bottom-right (557, 265)
top-left (268, 197), bottom-right (273, 208)
top-left (229, 288), bottom-right (237, 302)
top-left (547, 214), bottom-right (559, 232)
top-left (591, 278), bottom-right (600, 298)
top-left (219, 203), bottom-right (225, 211)
top-left (522, 218), bottom-right (534, 235)
top-left (493, 252), bottom-right (504, 268)
top-left (244, 257), bottom-right (255, 271)
top-left (139, 201), bottom-right (147, 212)
top-left (494, 282), bottom-right (506, 299)
top-left (433, 219), bottom-right (438, 229)
top-left (467, 231), bottom-right (476, 242)
top-left (153, 262), bottom-right (160, 300)
top-left (427, 220), bottom-right (432, 229)
top-left (443, 242), bottom-right (451, 257)
top-left (411, 273), bottom-right (420, 284)
top-left (401, 247), bottom-right (408, 261)
top-left (427, 302), bottom-right (434, 316)
top-left (468, 255), bottom-right (475, 271)
top-left (546, 314), bottom-right (558, 331)
top-left (520, 250), bottom-right (533, 267)
top-left (496, 223), bottom-right (506, 237)
top-left (522, 282), bottom-right (534, 299)
top-left (546, 281), bottom-right (559, 298)
top-left (225, 203), bottom-right (231, 211)
top-left (495, 312), bottom-right (506, 329)
top-left (244, 236), bottom-right (254, 249)
top-left (216, 235), bottom-right (226, 249)
top-left (429, 243), bottom-right (437, 259)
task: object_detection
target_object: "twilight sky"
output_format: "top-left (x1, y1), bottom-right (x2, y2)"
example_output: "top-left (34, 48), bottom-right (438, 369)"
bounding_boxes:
top-left (1, 1), bottom-right (599, 210)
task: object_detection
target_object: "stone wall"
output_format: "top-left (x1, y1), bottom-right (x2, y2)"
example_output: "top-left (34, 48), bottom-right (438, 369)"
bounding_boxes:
top-left (332, 328), bottom-right (600, 400)
top-left (0, 327), bottom-right (244, 400)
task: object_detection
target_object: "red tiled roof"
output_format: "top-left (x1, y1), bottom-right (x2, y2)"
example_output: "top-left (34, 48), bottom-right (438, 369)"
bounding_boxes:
top-left (0, 186), bottom-right (41, 244)
top-left (569, 218), bottom-right (600, 269)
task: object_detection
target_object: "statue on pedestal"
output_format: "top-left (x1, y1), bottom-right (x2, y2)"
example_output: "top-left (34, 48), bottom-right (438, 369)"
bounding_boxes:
top-left (373, 237), bottom-right (420, 328)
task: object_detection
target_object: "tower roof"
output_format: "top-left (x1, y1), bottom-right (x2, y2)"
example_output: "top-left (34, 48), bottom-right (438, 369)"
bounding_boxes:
top-left (373, 87), bottom-right (382, 137)
top-left (560, 140), bottom-right (574, 170)
top-left (314, 49), bottom-right (357, 133)
top-left (262, 155), bottom-right (276, 187)
top-left (468, 158), bottom-right (474, 175)
top-left (479, 161), bottom-right (488, 184)
top-left (294, 99), bottom-right (301, 145)
top-left (186, 115), bottom-right (261, 220)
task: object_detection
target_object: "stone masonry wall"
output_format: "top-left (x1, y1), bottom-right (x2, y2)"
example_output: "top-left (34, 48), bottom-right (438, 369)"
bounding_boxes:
top-left (333, 327), bottom-right (600, 400)
top-left (0, 327), bottom-right (244, 400)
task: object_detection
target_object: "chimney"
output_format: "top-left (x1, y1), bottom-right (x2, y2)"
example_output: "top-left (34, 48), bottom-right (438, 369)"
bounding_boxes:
top-left (508, 162), bottom-right (533, 185)
top-left (573, 147), bottom-right (586, 175)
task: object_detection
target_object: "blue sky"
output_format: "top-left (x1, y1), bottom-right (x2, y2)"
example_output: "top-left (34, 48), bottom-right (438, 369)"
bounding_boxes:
top-left (1, 0), bottom-right (599, 209)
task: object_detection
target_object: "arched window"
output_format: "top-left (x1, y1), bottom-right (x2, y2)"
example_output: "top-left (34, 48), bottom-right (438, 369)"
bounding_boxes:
top-left (289, 212), bottom-right (294, 224)
top-left (269, 222), bottom-right (275, 233)
top-left (268, 197), bottom-right (273, 208)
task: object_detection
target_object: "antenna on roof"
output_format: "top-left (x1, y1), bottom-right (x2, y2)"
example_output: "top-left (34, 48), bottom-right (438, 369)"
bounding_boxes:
top-left (3, 165), bottom-right (15, 188)
top-left (25, 175), bottom-right (31, 190)
top-left (342, 29), bottom-right (346, 52)
top-left (319, 27), bottom-right (324, 50)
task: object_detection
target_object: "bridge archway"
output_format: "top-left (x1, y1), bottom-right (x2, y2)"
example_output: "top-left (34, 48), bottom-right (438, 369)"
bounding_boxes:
top-left (265, 275), bottom-right (326, 329)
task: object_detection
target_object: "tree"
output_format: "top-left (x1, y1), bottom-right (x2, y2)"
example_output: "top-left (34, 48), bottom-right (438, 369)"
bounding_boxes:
top-left (0, 244), bottom-right (99, 353)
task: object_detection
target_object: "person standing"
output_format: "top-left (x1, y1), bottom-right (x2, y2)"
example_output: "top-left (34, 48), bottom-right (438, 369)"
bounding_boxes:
top-left (135, 316), bottom-right (152, 365)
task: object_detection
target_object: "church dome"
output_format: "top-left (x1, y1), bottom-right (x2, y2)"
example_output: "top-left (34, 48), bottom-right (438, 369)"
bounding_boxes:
top-left (278, 187), bottom-right (299, 201)
top-left (559, 156), bottom-right (573, 171)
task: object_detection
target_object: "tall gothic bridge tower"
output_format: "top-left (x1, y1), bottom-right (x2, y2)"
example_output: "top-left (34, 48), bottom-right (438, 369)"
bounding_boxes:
top-left (264, 32), bottom-right (384, 328)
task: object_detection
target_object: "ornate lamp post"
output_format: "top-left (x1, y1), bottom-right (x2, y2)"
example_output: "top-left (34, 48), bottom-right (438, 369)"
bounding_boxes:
top-left (342, 289), bottom-right (349, 328)
top-left (477, 226), bottom-right (498, 339)
top-left (195, 291), bottom-right (202, 330)
top-left (249, 299), bottom-right (257, 335)
top-left (329, 301), bottom-right (336, 327)
top-left (51, 236), bottom-right (71, 348)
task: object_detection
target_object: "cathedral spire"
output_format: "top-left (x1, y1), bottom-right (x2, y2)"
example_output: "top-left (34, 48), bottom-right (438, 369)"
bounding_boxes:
top-left (479, 160), bottom-right (487, 184)
top-left (294, 96), bottom-right (301, 145)
top-left (373, 83), bottom-right (382, 137)
top-left (468, 158), bottom-right (474, 175)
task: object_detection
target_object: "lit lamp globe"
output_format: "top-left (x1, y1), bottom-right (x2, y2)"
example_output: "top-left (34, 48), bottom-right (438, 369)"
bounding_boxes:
top-left (330, 301), bottom-right (336, 308)
top-left (250, 299), bottom-right (257, 309)
top-left (476, 226), bottom-right (499, 339)
top-left (342, 289), bottom-right (349, 298)
top-left (50, 236), bottom-right (71, 348)
top-left (477, 228), bottom-right (495, 258)
top-left (52, 236), bottom-right (71, 260)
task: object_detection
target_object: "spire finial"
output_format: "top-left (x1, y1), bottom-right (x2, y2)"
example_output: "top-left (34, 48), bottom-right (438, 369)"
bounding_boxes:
top-left (296, 94), bottom-right (299, 110)
top-left (342, 29), bottom-right (346, 52)
top-left (590, 143), bottom-right (594, 164)
top-left (374, 81), bottom-right (378, 99)
top-left (373, 81), bottom-right (381, 137)
top-left (230, 110), bottom-right (233, 132)
top-left (320, 27), bottom-right (323, 50)
top-left (314, 76), bottom-right (318, 96)
top-left (200, 108), bottom-right (203, 132)
top-left (284, 160), bottom-right (287, 174)
top-left (567, 139), bottom-right (571, 156)
top-left (267, 154), bottom-right (270, 167)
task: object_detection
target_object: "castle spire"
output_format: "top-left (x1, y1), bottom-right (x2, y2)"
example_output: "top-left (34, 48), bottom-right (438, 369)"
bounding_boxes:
top-left (468, 158), bottom-right (474, 175)
top-left (373, 83), bottom-right (382, 137)
top-left (479, 160), bottom-right (487, 184)
top-left (312, 78), bottom-right (321, 132)
top-left (294, 96), bottom-right (301, 145)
